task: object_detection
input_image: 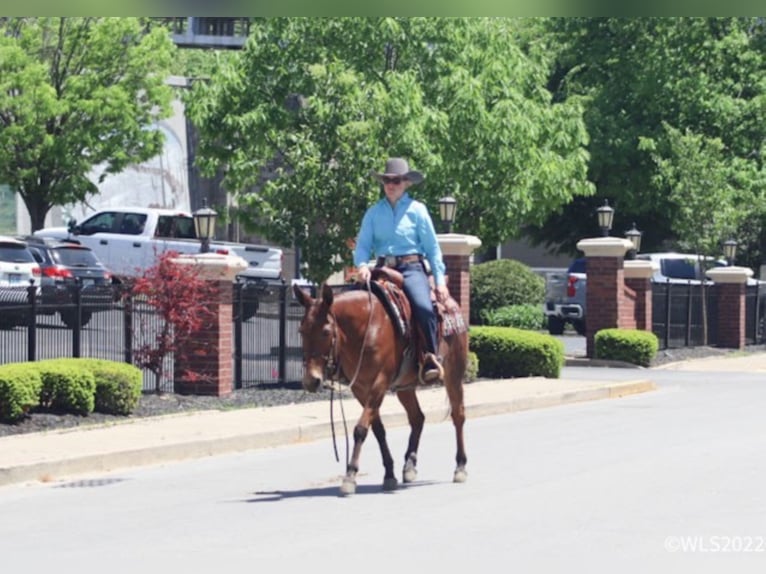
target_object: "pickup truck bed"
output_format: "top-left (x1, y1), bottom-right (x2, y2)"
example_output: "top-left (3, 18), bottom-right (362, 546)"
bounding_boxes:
top-left (34, 207), bottom-right (284, 321)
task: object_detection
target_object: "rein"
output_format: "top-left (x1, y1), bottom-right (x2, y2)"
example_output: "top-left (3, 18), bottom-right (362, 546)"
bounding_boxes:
top-left (329, 280), bottom-right (375, 465)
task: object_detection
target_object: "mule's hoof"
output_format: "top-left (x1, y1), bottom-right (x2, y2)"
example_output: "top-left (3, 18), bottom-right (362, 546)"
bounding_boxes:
top-left (402, 467), bottom-right (417, 483)
top-left (453, 468), bottom-right (468, 483)
top-left (340, 478), bottom-right (357, 496)
top-left (382, 477), bottom-right (398, 491)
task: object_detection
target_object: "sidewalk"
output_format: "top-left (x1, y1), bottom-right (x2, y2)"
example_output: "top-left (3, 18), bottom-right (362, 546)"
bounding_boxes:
top-left (0, 375), bottom-right (656, 487)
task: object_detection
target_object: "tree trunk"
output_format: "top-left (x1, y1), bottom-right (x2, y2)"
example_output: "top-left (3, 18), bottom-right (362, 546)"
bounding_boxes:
top-left (21, 193), bottom-right (52, 232)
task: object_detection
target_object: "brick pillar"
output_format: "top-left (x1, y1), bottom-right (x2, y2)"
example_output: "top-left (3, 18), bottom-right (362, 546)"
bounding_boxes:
top-left (437, 234), bottom-right (483, 325)
top-left (624, 260), bottom-right (654, 332)
top-left (169, 253), bottom-right (247, 396)
top-left (576, 237), bottom-right (633, 358)
top-left (174, 279), bottom-right (234, 396)
top-left (707, 267), bottom-right (752, 350)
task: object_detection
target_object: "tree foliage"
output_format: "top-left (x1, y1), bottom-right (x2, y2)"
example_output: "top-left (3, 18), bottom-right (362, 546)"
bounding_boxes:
top-left (530, 17), bottom-right (766, 266)
top-left (130, 251), bottom-right (218, 394)
top-left (0, 17), bottom-right (176, 230)
top-left (186, 17), bottom-right (593, 282)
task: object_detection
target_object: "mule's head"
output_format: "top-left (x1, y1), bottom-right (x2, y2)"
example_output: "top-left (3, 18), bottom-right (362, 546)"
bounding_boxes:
top-left (294, 283), bottom-right (336, 392)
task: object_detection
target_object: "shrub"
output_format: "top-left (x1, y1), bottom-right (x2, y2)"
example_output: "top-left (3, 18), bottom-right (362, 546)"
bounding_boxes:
top-left (594, 329), bottom-right (659, 367)
top-left (56, 359), bottom-right (143, 415)
top-left (470, 259), bottom-right (545, 325)
top-left (469, 326), bottom-right (564, 379)
top-left (481, 304), bottom-right (546, 331)
top-left (0, 364), bottom-right (43, 423)
top-left (36, 361), bottom-right (96, 415)
top-left (464, 351), bottom-right (479, 383)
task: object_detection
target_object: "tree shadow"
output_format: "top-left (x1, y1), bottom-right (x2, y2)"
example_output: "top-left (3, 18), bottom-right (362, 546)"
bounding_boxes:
top-left (244, 479), bottom-right (440, 502)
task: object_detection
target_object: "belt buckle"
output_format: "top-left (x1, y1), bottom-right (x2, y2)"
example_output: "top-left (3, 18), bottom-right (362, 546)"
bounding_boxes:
top-left (385, 255), bottom-right (397, 267)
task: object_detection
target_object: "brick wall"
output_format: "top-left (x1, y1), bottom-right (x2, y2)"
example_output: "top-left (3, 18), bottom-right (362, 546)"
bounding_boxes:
top-left (585, 256), bottom-right (624, 357)
top-left (715, 282), bottom-right (746, 349)
top-left (174, 280), bottom-right (234, 396)
top-left (443, 254), bottom-right (471, 325)
top-left (625, 277), bottom-right (652, 331)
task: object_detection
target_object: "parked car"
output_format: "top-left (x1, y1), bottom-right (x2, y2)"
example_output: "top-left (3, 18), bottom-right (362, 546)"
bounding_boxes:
top-left (543, 257), bottom-right (586, 335)
top-left (0, 236), bottom-right (41, 329)
top-left (22, 236), bottom-right (114, 329)
top-left (636, 252), bottom-right (727, 284)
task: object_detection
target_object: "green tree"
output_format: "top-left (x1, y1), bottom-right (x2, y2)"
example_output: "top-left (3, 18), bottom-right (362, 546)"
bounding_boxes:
top-left (528, 17), bottom-right (766, 263)
top-left (186, 17), bottom-right (592, 282)
top-left (0, 17), bottom-right (176, 230)
top-left (644, 124), bottom-right (744, 258)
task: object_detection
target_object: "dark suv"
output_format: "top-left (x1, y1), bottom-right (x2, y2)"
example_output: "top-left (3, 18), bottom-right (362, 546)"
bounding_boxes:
top-left (23, 236), bottom-right (114, 328)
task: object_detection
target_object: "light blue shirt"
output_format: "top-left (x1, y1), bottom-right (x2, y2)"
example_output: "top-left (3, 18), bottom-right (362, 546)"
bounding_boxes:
top-left (354, 192), bottom-right (446, 286)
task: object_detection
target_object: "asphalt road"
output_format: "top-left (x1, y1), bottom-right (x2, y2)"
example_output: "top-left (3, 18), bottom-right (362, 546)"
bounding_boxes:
top-left (1, 369), bottom-right (764, 573)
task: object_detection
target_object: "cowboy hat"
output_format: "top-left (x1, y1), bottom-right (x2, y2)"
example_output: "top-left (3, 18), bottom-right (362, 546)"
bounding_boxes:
top-left (371, 157), bottom-right (424, 185)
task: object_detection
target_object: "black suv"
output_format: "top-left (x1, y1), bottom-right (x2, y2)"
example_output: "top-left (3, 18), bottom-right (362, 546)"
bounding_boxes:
top-left (23, 236), bottom-right (114, 328)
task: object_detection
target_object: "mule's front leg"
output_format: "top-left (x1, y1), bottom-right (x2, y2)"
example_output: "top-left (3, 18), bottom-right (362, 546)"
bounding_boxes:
top-left (340, 422), bottom-right (368, 495)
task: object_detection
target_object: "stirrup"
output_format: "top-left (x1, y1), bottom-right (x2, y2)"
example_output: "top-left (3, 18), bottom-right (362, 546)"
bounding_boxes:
top-left (419, 352), bottom-right (444, 384)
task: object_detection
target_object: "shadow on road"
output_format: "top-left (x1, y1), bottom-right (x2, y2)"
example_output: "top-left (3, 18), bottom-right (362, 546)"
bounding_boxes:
top-left (245, 480), bottom-right (439, 501)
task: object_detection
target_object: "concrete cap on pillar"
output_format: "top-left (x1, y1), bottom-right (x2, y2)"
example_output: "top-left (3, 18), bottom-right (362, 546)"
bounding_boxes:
top-left (170, 253), bottom-right (248, 281)
top-left (623, 260), bottom-right (655, 279)
top-left (576, 236), bottom-right (634, 258)
top-left (437, 233), bottom-right (483, 257)
top-left (706, 266), bottom-right (753, 284)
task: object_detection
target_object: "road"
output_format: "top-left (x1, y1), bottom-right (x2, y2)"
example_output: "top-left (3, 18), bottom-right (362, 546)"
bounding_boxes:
top-left (1, 367), bottom-right (764, 573)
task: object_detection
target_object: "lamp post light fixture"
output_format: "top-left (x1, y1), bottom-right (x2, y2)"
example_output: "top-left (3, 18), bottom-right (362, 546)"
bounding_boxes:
top-left (596, 199), bottom-right (614, 237)
top-left (625, 222), bottom-right (643, 254)
top-left (193, 199), bottom-right (218, 254)
top-left (723, 238), bottom-right (738, 266)
top-left (438, 196), bottom-right (458, 234)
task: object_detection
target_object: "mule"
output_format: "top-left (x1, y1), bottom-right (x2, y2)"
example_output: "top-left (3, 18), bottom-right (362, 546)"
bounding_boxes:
top-left (294, 281), bottom-right (468, 495)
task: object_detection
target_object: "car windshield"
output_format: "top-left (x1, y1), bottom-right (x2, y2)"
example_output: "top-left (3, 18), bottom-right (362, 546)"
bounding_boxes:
top-left (660, 259), bottom-right (697, 280)
top-left (52, 247), bottom-right (101, 267)
top-left (0, 244), bottom-right (35, 263)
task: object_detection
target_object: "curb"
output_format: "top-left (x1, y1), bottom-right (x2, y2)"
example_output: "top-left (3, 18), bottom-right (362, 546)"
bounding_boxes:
top-left (0, 380), bottom-right (656, 488)
top-left (565, 357), bottom-right (644, 369)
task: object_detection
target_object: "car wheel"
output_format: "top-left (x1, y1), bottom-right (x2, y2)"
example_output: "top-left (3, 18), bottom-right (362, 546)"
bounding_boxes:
top-left (547, 316), bottom-right (565, 335)
top-left (573, 319), bottom-right (587, 336)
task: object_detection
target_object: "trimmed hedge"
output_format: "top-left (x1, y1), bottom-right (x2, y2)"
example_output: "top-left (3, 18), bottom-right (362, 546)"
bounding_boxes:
top-left (481, 304), bottom-right (547, 331)
top-left (0, 364), bottom-right (43, 423)
top-left (464, 351), bottom-right (479, 383)
top-left (594, 328), bottom-right (659, 367)
top-left (0, 358), bottom-right (143, 422)
top-left (37, 360), bottom-right (97, 415)
top-left (57, 358), bottom-right (143, 416)
top-left (470, 259), bottom-right (545, 325)
top-left (469, 326), bottom-right (564, 379)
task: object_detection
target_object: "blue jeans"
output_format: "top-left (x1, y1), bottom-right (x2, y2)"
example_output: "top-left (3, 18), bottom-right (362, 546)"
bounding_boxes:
top-left (397, 262), bottom-right (438, 355)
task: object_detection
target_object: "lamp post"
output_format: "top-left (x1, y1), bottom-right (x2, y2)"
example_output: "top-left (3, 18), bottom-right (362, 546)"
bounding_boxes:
top-left (438, 196), bottom-right (457, 234)
top-left (625, 222), bottom-right (642, 259)
top-left (596, 199), bottom-right (614, 237)
top-left (723, 238), bottom-right (738, 266)
top-left (193, 199), bottom-right (218, 253)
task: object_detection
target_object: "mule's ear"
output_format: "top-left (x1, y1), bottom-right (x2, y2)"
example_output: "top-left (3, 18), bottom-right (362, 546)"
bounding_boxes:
top-left (321, 283), bottom-right (334, 307)
top-left (293, 284), bottom-right (313, 308)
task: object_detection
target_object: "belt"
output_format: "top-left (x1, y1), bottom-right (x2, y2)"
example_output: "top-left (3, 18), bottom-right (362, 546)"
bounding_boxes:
top-left (377, 254), bottom-right (423, 268)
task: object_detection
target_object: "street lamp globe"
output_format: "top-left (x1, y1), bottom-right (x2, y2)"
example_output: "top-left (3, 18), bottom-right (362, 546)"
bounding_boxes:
top-left (193, 199), bottom-right (218, 253)
top-left (596, 199), bottom-right (614, 237)
top-left (438, 196), bottom-right (458, 234)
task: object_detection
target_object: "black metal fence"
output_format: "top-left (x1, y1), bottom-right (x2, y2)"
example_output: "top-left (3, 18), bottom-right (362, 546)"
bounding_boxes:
top-left (5, 279), bottom-right (764, 389)
top-left (651, 281), bottom-right (765, 350)
top-left (0, 283), bottom-right (307, 392)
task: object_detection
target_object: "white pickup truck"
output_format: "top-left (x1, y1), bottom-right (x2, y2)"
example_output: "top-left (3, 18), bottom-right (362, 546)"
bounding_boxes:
top-left (34, 207), bottom-right (284, 319)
